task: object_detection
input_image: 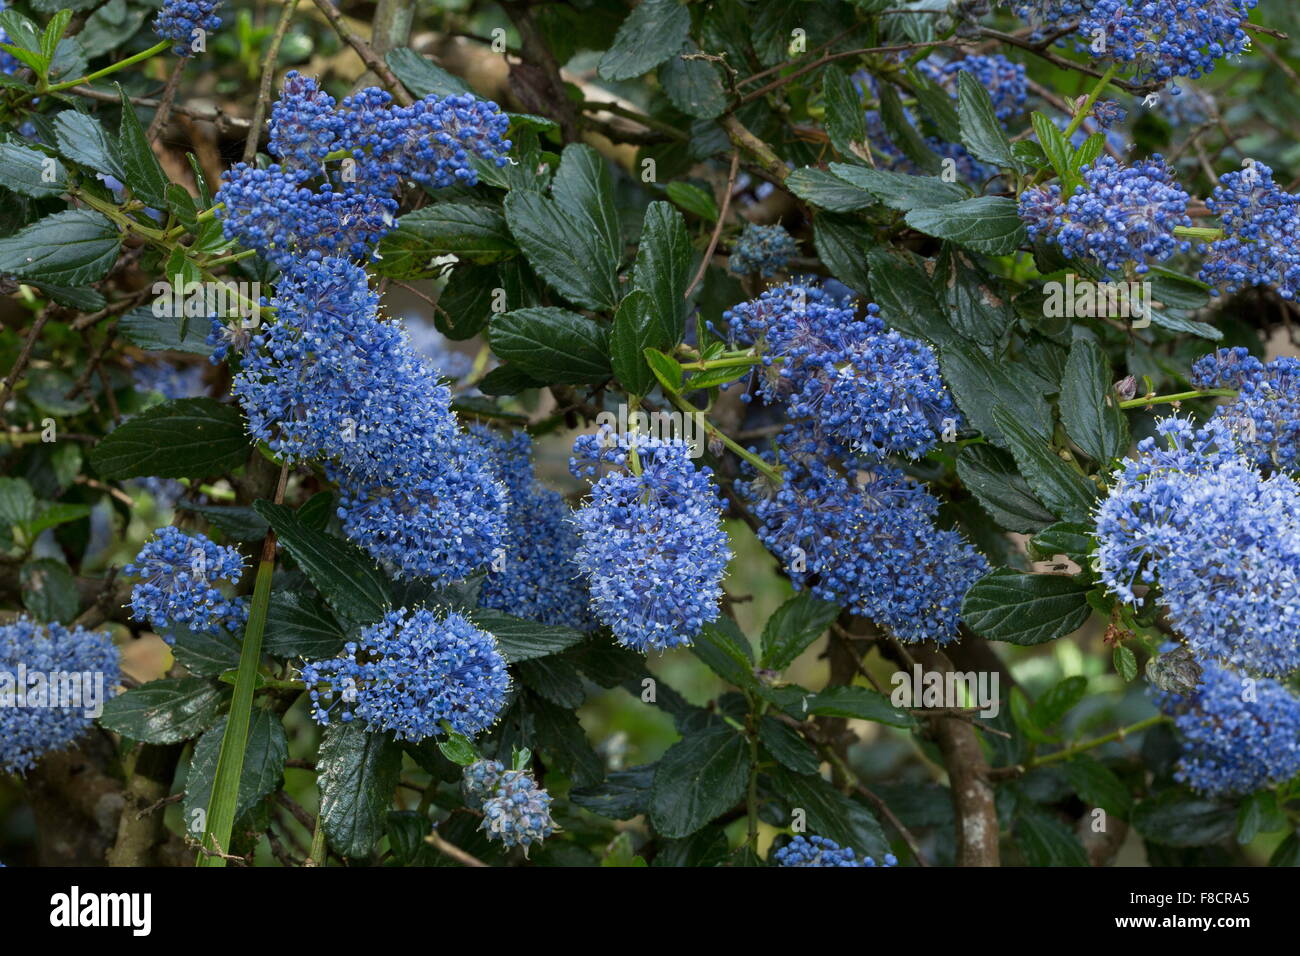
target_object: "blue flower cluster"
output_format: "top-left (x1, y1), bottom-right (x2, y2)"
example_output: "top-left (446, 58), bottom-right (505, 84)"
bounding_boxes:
top-left (729, 223), bottom-right (798, 277)
top-left (739, 425), bottom-right (988, 645)
top-left (1095, 416), bottom-right (1300, 676)
top-left (475, 428), bottom-right (591, 630)
top-left (1019, 156), bottom-right (1192, 272)
top-left (917, 54), bottom-right (1027, 122)
top-left (301, 608), bottom-right (510, 742)
top-left (570, 429), bottom-right (730, 653)
top-left (724, 280), bottom-right (959, 460)
top-left (125, 527), bottom-right (247, 641)
top-left (1153, 661), bottom-right (1300, 796)
top-left (1077, 0), bottom-right (1258, 86)
top-left (0, 616), bottom-right (119, 775)
top-left (153, 0), bottom-right (222, 57)
top-left (773, 835), bottom-right (897, 867)
top-left (230, 255), bottom-right (508, 580)
top-left (217, 73), bottom-right (510, 266)
top-left (1192, 347), bottom-right (1300, 473)
top-left (1199, 162), bottom-right (1300, 300)
top-left (854, 57), bottom-right (1024, 186)
top-left (461, 759), bottom-right (556, 851)
top-left (1091, 100), bottom-right (1127, 128)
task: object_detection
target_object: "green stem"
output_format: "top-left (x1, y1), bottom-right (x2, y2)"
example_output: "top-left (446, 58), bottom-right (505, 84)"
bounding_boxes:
top-left (1031, 714), bottom-right (1169, 768)
top-left (305, 810), bottom-right (327, 867)
top-left (197, 539), bottom-right (277, 867)
top-left (1119, 387), bottom-right (1236, 409)
top-left (684, 355), bottom-right (763, 372)
top-left (1062, 62), bottom-right (1120, 143)
top-left (663, 389), bottom-right (783, 484)
top-left (1173, 225), bottom-right (1225, 241)
top-left (45, 40), bottom-right (171, 93)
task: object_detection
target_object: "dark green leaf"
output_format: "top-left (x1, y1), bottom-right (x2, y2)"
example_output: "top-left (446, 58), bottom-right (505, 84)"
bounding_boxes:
top-left (570, 765), bottom-right (654, 820)
top-left (760, 591), bottom-right (839, 671)
top-left (956, 71), bottom-right (1019, 170)
top-left (692, 618), bottom-right (757, 689)
top-left (1033, 675), bottom-right (1087, 728)
top-left (99, 677), bottom-right (230, 744)
top-left (184, 710), bottom-right (288, 825)
top-left (1031, 111), bottom-right (1073, 183)
top-left (264, 591), bottom-right (348, 659)
top-left (1028, 521), bottom-right (1094, 564)
top-left (812, 215), bottom-right (871, 296)
top-left (763, 764), bottom-right (888, 859)
top-left (1132, 789), bottom-right (1236, 847)
top-left (20, 557), bottom-right (78, 622)
top-left (957, 445), bottom-right (1058, 533)
top-left (758, 717), bottom-right (819, 775)
top-left (0, 138), bottom-right (65, 197)
top-left (631, 200), bottom-right (692, 349)
top-left (610, 290), bottom-right (660, 397)
top-left (805, 685), bottom-right (916, 729)
top-left (905, 196), bottom-right (1026, 256)
top-left (991, 406), bottom-right (1098, 522)
top-left (118, 305), bottom-right (213, 355)
top-left (829, 161), bottom-right (966, 212)
top-left (785, 167), bottom-right (876, 212)
top-left (170, 625), bottom-right (242, 677)
top-left (89, 398), bottom-right (251, 480)
top-left (962, 568), bottom-right (1093, 645)
top-left (823, 66), bottom-right (869, 162)
top-left (488, 307), bottom-right (611, 385)
top-left (0, 208), bottom-right (120, 286)
top-left (254, 501), bottom-right (392, 627)
top-left (116, 85), bottom-right (169, 210)
top-left (1016, 808), bottom-right (1088, 865)
top-left (1060, 338), bottom-right (1128, 464)
top-left (470, 608), bottom-right (586, 662)
top-left (385, 47), bottom-right (474, 97)
top-left (598, 0), bottom-right (691, 81)
top-left (376, 203), bottom-right (517, 273)
top-left (877, 83), bottom-right (939, 173)
top-left (504, 183), bottom-right (621, 310)
top-left (659, 45), bottom-right (726, 119)
top-left (650, 722), bottom-right (752, 838)
top-left (939, 342), bottom-right (1053, 441)
top-left (1063, 754), bottom-right (1133, 819)
top-left (53, 110), bottom-right (124, 182)
top-left (665, 181), bottom-right (718, 221)
top-left (177, 502), bottom-right (269, 542)
top-left (317, 723), bottom-right (403, 858)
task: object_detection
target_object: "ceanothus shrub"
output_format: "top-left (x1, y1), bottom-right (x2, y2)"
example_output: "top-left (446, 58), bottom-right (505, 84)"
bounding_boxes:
top-left (0, 0), bottom-right (1298, 873)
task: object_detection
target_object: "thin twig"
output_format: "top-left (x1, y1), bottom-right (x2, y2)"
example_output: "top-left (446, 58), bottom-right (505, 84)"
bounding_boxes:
top-left (243, 0), bottom-right (302, 164)
top-left (309, 0), bottom-right (413, 106)
top-left (145, 58), bottom-right (187, 142)
top-left (0, 309), bottom-right (53, 424)
top-left (683, 150), bottom-right (740, 300)
top-left (425, 828), bottom-right (489, 867)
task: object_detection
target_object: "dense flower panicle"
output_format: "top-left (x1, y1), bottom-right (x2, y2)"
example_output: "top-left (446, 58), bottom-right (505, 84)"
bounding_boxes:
top-left (461, 758), bottom-right (505, 809)
top-left (474, 428), bottom-right (591, 629)
top-left (729, 223), bottom-right (798, 277)
top-left (217, 163), bottom-right (398, 267)
top-left (341, 89), bottom-right (513, 191)
top-left (0, 617), bottom-right (119, 775)
top-left (1192, 347), bottom-right (1300, 472)
top-left (218, 75), bottom-right (510, 265)
top-left (268, 72), bottom-right (342, 175)
top-left (570, 430), bottom-right (730, 653)
top-left (125, 527), bottom-right (247, 640)
top-left (724, 281), bottom-right (958, 459)
top-left (1018, 155), bottom-right (1192, 272)
top-left (739, 426), bottom-right (988, 644)
top-left (1199, 162), bottom-right (1300, 299)
top-left (773, 835), bottom-right (897, 867)
top-left (301, 608), bottom-right (510, 742)
top-left (153, 0), bottom-right (222, 57)
top-left (479, 768), bottom-right (556, 850)
top-left (1078, 0), bottom-right (1258, 85)
top-left (1095, 417), bottom-right (1300, 675)
top-left (333, 429), bottom-right (510, 582)
top-left (1154, 661), bottom-right (1300, 796)
top-left (233, 256), bottom-right (457, 482)
top-left (917, 54), bottom-right (1027, 122)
